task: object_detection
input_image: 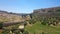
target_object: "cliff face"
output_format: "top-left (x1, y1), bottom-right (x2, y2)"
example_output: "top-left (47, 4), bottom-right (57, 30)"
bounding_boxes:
top-left (34, 7), bottom-right (60, 13)
top-left (33, 7), bottom-right (60, 16)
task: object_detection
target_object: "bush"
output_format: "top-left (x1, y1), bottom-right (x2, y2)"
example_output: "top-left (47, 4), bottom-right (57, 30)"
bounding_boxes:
top-left (24, 22), bottom-right (27, 26)
top-left (42, 32), bottom-right (45, 34)
top-left (41, 19), bottom-right (48, 25)
top-left (23, 31), bottom-right (28, 34)
top-left (11, 29), bottom-right (20, 34)
top-left (0, 22), bottom-right (3, 29)
top-left (2, 30), bottom-right (10, 34)
top-left (41, 21), bottom-right (47, 25)
top-left (29, 19), bottom-right (36, 24)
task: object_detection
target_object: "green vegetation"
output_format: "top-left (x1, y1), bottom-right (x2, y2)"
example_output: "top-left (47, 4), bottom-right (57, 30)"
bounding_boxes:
top-left (0, 22), bottom-right (3, 29)
top-left (2, 30), bottom-right (11, 34)
top-left (23, 31), bottom-right (29, 34)
top-left (25, 22), bottom-right (60, 34)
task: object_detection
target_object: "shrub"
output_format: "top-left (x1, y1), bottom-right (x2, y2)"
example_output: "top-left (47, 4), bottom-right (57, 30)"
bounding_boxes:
top-left (41, 21), bottom-right (47, 25)
top-left (2, 30), bottom-right (10, 34)
top-left (0, 22), bottom-right (3, 29)
top-left (11, 29), bottom-right (20, 34)
top-left (29, 19), bottom-right (36, 24)
top-left (41, 19), bottom-right (48, 25)
top-left (24, 22), bottom-right (27, 26)
top-left (42, 32), bottom-right (45, 34)
top-left (23, 31), bottom-right (28, 34)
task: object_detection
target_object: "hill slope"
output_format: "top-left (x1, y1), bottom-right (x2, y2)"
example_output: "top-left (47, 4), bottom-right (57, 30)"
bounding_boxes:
top-left (0, 10), bottom-right (26, 22)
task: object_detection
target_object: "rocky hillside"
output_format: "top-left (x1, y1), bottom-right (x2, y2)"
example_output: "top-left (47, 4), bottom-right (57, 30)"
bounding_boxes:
top-left (32, 7), bottom-right (60, 18)
top-left (0, 10), bottom-right (27, 22)
top-left (31, 7), bottom-right (60, 26)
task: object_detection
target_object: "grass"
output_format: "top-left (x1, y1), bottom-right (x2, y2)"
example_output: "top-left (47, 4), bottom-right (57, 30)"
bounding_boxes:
top-left (25, 22), bottom-right (60, 34)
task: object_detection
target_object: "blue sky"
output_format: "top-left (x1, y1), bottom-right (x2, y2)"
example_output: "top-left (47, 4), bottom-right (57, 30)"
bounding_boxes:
top-left (0, 0), bottom-right (60, 13)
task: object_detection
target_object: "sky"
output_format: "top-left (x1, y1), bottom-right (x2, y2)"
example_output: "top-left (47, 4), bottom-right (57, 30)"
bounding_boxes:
top-left (0, 0), bottom-right (60, 13)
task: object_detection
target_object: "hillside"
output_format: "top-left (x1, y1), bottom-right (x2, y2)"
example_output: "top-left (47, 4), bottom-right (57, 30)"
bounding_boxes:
top-left (33, 7), bottom-right (60, 16)
top-left (0, 7), bottom-right (60, 34)
top-left (25, 7), bottom-right (60, 34)
top-left (0, 10), bottom-right (28, 22)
